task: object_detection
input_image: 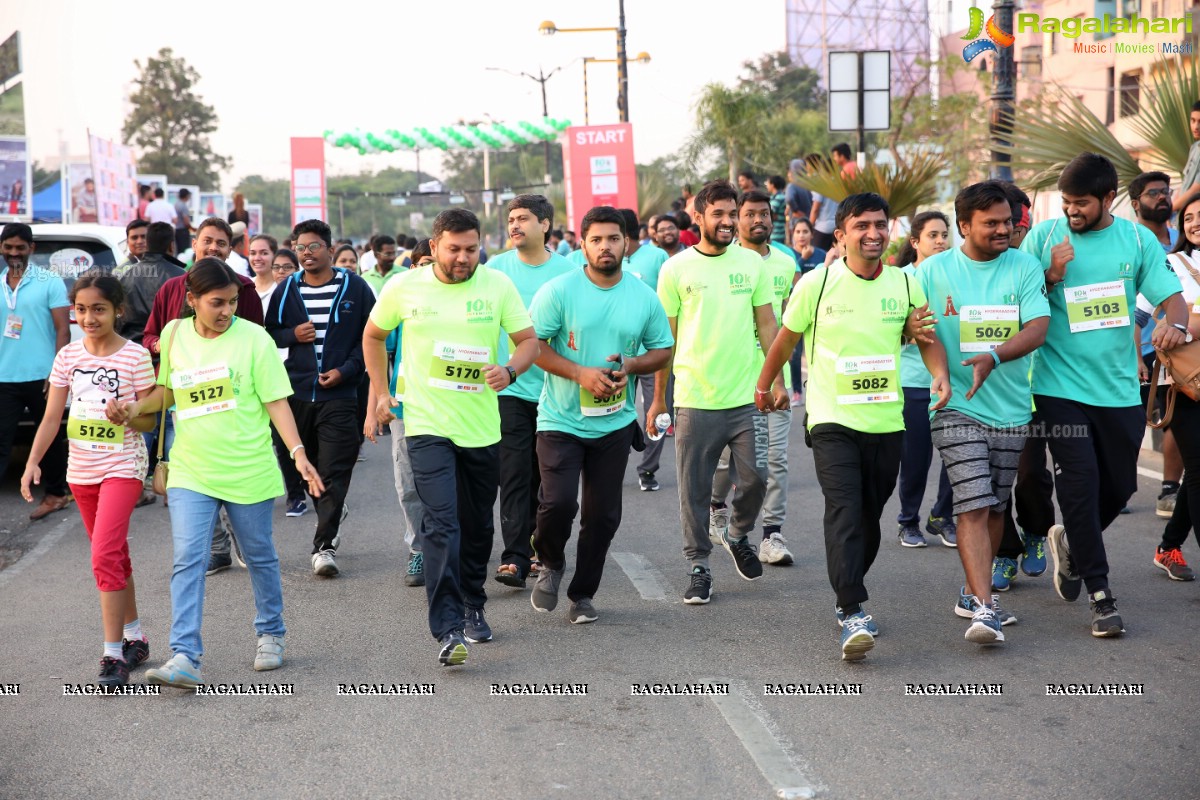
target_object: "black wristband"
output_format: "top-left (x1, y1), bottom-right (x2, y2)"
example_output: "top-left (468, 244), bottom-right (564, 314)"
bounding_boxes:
top-left (505, 365), bottom-right (517, 385)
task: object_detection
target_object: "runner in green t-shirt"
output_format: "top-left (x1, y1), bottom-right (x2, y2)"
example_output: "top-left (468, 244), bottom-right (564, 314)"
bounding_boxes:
top-left (918, 181), bottom-right (1051, 646)
top-left (710, 190), bottom-right (798, 567)
top-left (364, 209), bottom-right (539, 667)
top-left (526, 206), bottom-right (673, 623)
top-left (1020, 153), bottom-right (1187, 638)
top-left (649, 180), bottom-right (786, 604)
top-left (487, 195), bottom-right (576, 590)
top-left (757, 193), bottom-right (951, 661)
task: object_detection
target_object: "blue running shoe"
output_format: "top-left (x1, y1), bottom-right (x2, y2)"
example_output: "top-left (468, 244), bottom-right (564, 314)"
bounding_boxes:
top-left (898, 524), bottom-right (927, 548)
top-left (954, 587), bottom-right (1015, 626)
top-left (438, 632), bottom-right (469, 667)
top-left (965, 605), bottom-right (1005, 644)
top-left (836, 606), bottom-right (880, 636)
top-left (463, 606), bottom-right (493, 643)
top-left (839, 612), bottom-right (875, 661)
top-left (992, 557), bottom-right (1017, 591)
top-left (1020, 534), bottom-right (1047, 577)
top-left (926, 516), bottom-right (957, 548)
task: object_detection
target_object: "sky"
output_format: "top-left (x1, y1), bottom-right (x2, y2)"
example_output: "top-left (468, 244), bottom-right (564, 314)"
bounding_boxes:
top-left (1, 0), bottom-right (785, 191)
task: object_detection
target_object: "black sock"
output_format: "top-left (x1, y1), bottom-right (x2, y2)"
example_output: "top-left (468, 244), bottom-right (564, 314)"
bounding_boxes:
top-left (1162, 481), bottom-right (1180, 496)
top-left (762, 524), bottom-right (781, 541)
top-left (839, 603), bottom-right (862, 617)
top-left (710, 502), bottom-right (727, 512)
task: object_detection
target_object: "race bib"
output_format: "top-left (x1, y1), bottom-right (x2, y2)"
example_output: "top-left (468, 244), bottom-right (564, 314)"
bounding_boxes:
top-left (960, 305), bottom-right (1019, 352)
top-left (835, 355), bottom-right (899, 405)
top-left (3, 313), bottom-right (22, 340)
top-left (1065, 281), bottom-right (1129, 333)
top-left (66, 399), bottom-right (124, 452)
top-left (580, 384), bottom-right (627, 417)
top-left (173, 363), bottom-right (237, 420)
top-left (429, 341), bottom-right (489, 392)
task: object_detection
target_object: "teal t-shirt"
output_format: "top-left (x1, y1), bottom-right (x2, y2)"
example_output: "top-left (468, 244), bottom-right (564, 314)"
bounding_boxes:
top-left (917, 247), bottom-right (1050, 428)
top-left (488, 249), bottom-right (577, 403)
top-left (387, 325), bottom-right (404, 419)
top-left (530, 268), bottom-right (674, 439)
top-left (567, 248), bottom-right (587, 267)
top-left (627, 245), bottom-right (669, 291)
top-left (898, 265), bottom-right (931, 390)
top-left (1021, 216), bottom-right (1181, 407)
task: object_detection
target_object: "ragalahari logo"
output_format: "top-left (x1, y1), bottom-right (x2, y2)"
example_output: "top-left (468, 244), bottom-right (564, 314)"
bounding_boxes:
top-left (962, 7), bottom-right (1015, 62)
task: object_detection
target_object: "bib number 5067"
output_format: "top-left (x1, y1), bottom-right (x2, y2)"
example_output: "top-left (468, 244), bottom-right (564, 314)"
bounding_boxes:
top-left (974, 326), bottom-right (1012, 339)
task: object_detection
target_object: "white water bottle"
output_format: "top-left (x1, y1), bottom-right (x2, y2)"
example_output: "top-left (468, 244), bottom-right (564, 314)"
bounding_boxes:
top-left (648, 412), bottom-right (671, 441)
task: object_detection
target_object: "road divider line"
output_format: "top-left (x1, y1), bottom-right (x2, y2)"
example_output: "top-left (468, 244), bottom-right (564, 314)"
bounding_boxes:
top-left (0, 514), bottom-right (75, 590)
top-left (710, 681), bottom-right (819, 800)
top-left (1137, 465), bottom-right (1163, 482)
top-left (610, 552), bottom-right (668, 600)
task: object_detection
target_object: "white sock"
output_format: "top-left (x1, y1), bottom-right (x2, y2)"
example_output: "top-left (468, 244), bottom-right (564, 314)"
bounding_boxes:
top-left (123, 618), bottom-right (144, 642)
top-left (103, 641), bottom-right (124, 661)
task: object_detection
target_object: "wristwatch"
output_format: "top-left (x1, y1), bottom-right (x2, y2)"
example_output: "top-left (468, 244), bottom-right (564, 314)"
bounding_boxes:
top-left (505, 365), bottom-right (517, 385)
top-left (1172, 323), bottom-right (1189, 334)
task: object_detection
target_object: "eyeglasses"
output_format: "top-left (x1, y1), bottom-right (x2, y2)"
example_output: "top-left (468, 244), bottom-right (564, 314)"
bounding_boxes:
top-left (293, 242), bottom-right (325, 253)
top-left (1140, 188), bottom-right (1173, 200)
top-left (271, 264), bottom-right (296, 272)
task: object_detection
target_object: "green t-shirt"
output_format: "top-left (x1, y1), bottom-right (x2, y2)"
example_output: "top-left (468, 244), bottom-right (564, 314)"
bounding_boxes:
top-left (370, 265), bottom-right (531, 447)
top-left (530, 268), bottom-right (674, 439)
top-left (627, 244), bottom-right (669, 291)
top-left (1021, 216), bottom-right (1181, 406)
top-left (783, 259), bottom-right (926, 433)
top-left (898, 265), bottom-right (931, 390)
top-left (916, 247), bottom-right (1050, 428)
top-left (657, 245), bottom-right (775, 410)
top-left (754, 245), bottom-right (798, 391)
top-left (157, 317), bottom-right (293, 504)
top-left (488, 249), bottom-right (576, 403)
top-left (363, 264), bottom-right (405, 297)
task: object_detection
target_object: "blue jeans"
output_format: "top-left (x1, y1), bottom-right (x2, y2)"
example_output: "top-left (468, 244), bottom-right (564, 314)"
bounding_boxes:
top-left (166, 488), bottom-right (285, 664)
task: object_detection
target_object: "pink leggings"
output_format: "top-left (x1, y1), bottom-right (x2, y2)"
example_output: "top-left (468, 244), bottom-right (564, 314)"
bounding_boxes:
top-left (69, 478), bottom-right (143, 592)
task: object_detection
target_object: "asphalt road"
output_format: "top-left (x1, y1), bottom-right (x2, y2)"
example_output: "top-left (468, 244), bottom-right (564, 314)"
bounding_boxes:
top-left (1, 421), bottom-right (1198, 800)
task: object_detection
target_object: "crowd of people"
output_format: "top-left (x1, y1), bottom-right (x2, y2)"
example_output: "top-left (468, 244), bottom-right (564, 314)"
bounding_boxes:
top-left (3, 109), bottom-right (1200, 684)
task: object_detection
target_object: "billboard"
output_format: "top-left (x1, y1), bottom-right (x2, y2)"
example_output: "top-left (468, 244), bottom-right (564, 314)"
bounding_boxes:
top-left (198, 191), bottom-right (228, 221)
top-left (290, 137), bottom-right (326, 226)
top-left (166, 184), bottom-right (200, 223)
top-left (87, 133), bottom-right (138, 227)
top-left (62, 161), bottom-right (96, 223)
top-left (0, 80), bottom-right (24, 136)
top-left (0, 135), bottom-right (30, 221)
top-left (246, 203), bottom-right (263, 236)
top-left (561, 123), bottom-right (638, 233)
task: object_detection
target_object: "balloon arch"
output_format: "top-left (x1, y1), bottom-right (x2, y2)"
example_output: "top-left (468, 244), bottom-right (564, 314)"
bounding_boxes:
top-left (324, 118), bottom-right (572, 155)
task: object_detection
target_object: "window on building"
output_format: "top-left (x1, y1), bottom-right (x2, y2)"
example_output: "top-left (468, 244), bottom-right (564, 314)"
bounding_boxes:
top-left (1105, 67), bottom-right (1115, 126)
top-left (1120, 70), bottom-right (1141, 118)
top-left (1021, 46), bottom-right (1042, 79)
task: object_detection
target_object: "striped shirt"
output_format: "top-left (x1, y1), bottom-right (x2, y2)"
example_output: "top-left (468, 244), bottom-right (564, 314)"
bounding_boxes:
top-left (298, 273), bottom-right (343, 364)
top-left (49, 340), bottom-right (155, 485)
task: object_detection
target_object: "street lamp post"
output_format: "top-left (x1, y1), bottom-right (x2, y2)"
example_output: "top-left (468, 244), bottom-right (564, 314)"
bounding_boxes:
top-left (990, 0), bottom-right (1016, 182)
top-left (540, 0), bottom-right (633, 122)
top-left (582, 53), bottom-right (651, 125)
top-left (485, 65), bottom-right (564, 184)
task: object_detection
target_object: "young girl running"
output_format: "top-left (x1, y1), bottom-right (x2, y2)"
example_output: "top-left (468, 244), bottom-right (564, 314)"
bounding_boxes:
top-left (21, 274), bottom-right (157, 688)
top-left (107, 259), bottom-right (323, 687)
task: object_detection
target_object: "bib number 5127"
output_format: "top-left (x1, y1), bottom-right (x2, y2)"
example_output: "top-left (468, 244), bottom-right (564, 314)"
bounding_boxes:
top-left (188, 385), bottom-right (224, 404)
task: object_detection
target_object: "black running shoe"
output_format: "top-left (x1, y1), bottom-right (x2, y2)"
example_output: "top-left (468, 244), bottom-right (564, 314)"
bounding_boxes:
top-left (122, 638), bottom-right (149, 669)
top-left (684, 566), bottom-right (713, 604)
top-left (1089, 590), bottom-right (1125, 638)
top-left (97, 656), bottom-right (129, 689)
top-left (723, 532), bottom-right (763, 580)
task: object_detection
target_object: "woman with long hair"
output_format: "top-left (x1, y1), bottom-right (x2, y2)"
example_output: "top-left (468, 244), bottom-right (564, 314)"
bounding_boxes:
top-left (896, 211), bottom-right (955, 548)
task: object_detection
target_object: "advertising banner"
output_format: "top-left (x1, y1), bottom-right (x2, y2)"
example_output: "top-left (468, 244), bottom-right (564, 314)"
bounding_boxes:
top-left (561, 123), bottom-right (637, 233)
top-left (166, 184), bottom-right (200, 223)
top-left (63, 162), bottom-right (96, 223)
top-left (87, 132), bottom-right (138, 227)
top-left (246, 203), bottom-right (263, 236)
top-left (198, 191), bottom-right (228, 221)
top-left (0, 135), bottom-right (30, 221)
top-left (290, 137), bottom-right (326, 226)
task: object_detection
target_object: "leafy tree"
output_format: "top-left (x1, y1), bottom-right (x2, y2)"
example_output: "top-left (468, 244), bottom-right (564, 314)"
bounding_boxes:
top-left (737, 51), bottom-right (824, 112)
top-left (122, 48), bottom-right (230, 187)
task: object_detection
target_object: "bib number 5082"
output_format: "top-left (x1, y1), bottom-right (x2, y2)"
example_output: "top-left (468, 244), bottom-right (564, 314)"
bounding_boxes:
top-left (851, 376), bottom-right (889, 391)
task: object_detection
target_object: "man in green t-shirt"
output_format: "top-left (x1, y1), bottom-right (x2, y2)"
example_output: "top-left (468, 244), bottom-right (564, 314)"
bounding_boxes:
top-left (361, 235), bottom-right (402, 297)
top-left (1022, 152), bottom-right (1187, 638)
top-left (918, 181), bottom-right (1051, 646)
top-left (648, 180), bottom-right (787, 604)
top-left (364, 209), bottom-right (540, 667)
top-left (710, 190), bottom-right (798, 566)
top-left (757, 193), bottom-right (951, 661)
top-left (487, 195), bottom-right (575, 589)
top-left (527, 206), bottom-right (674, 623)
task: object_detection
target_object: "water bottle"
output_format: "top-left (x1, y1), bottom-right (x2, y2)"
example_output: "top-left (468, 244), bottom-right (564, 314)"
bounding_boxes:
top-left (648, 412), bottom-right (671, 441)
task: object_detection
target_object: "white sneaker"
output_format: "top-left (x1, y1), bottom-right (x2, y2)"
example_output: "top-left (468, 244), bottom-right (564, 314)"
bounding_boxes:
top-left (254, 634), bottom-right (285, 671)
top-left (758, 532), bottom-right (794, 565)
top-left (312, 549), bottom-right (339, 577)
top-left (708, 508), bottom-right (730, 543)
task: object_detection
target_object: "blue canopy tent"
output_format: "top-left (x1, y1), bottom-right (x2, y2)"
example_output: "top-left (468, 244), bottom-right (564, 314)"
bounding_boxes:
top-left (32, 179), bottom-right (62, 222)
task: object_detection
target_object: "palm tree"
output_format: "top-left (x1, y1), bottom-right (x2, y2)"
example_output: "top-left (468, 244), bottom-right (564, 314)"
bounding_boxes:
top-left (688, 83), bottom-right (771, 183)
top-left (794, 152), bottom-right (945, 220)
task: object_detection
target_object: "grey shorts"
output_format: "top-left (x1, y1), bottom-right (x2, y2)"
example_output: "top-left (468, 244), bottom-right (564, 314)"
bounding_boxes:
top-left (930, 409), bottom-right (1027, 516)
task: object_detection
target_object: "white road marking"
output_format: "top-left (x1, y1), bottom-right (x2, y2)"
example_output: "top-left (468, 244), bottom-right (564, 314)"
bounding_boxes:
top-left (1138, 465), bottom-right (1164, 482)
top-left (710, 681), bottom-right (819, 800)
top-left (610, 551), bottom-right (668, 600)
top-left (0, 514), bottom-right (75, 590)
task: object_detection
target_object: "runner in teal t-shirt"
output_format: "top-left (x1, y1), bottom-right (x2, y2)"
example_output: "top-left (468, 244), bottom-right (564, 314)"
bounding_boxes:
top-left (526, 206), bottom-right (674, 622)
top-left (917, 183), bottom-right (1051, 646)
top-left (487, 196), bottom-right (576, 588)
top-left (1018, 153), bottom-right (1189, 639)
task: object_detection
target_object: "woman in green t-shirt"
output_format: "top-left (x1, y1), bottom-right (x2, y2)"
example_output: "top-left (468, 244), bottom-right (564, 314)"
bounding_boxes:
top-left (108, 259), bottom-right (324, 688)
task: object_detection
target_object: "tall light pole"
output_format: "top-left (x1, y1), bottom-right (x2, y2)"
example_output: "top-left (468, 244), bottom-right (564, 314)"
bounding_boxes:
top-left (540, 0), bottom-right (633, 122)
top-left (582, 53), bottom-right (650, 125)
top-left (485, 65), bottom-right (565, 184)
top-left (989, 0), bottom-right (1016, 182)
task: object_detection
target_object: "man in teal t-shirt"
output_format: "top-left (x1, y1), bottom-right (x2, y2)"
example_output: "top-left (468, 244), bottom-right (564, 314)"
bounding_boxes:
top-left (487, 195), bottom-right (576, 589)
top-left (1021, 152), bottom-right (1187, 638)
top-left (918, 181), bottom-right (1051, 646)
top-left (526, 206), bottom-right (673, 622)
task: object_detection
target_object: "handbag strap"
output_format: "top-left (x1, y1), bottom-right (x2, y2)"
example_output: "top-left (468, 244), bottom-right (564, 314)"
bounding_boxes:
top-left (156, 319), bottom-right (181, 460)
top-left (1147, 351), bottom-right (1178, 429)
